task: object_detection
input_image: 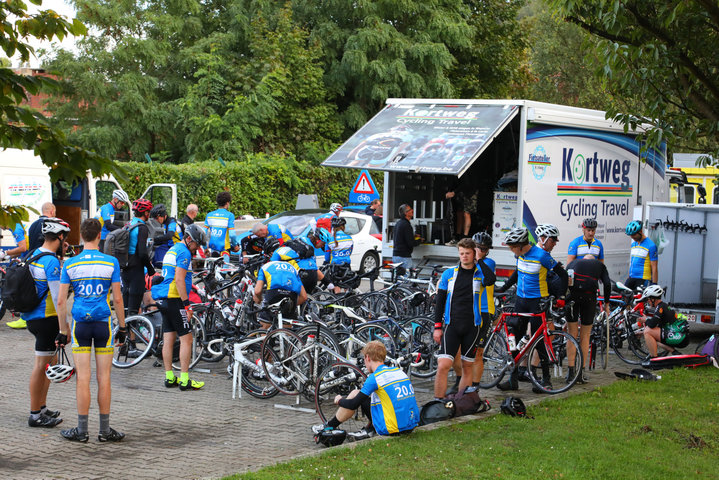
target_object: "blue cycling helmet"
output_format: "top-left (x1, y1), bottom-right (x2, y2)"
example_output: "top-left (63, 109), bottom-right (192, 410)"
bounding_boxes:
top-left (625, 220), bottom-right (642, 236)
top-left (314, 227), bottom-right (332, 244)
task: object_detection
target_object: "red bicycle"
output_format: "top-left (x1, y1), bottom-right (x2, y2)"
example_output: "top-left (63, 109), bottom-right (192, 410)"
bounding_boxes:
top-left (479, 298), bottom-right (583, 394)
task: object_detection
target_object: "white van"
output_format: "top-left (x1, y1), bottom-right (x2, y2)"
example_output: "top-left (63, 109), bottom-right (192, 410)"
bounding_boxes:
top-left (0, 149), bottom-right (176, 247)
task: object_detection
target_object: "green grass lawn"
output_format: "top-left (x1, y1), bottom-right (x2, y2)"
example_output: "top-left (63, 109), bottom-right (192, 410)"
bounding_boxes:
top-left (230, 368), bottom-right (718, 480)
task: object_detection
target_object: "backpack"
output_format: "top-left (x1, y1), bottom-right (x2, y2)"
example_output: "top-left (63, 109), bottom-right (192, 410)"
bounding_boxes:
top-left (104, 223), bottom-right (141, 268)
top-left (419, 400), bottom-right (455, 426)
top-left (445, 388), bottom-right (491, 417)
top-left (1, 249), bottom-right (55, 314)
top-left (285, 238), bottom-right (314, 259)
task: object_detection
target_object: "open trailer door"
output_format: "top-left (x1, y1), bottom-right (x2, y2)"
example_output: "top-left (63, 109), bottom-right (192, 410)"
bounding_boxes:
top-left (322, 100), bottom-right (520, 176)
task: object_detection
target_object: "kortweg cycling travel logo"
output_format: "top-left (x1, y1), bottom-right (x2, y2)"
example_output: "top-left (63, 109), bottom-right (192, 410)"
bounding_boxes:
top-left (528, 146), bottom-right (550, 180)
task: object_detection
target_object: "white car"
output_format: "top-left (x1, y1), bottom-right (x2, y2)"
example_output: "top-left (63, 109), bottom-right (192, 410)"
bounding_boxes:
top-left (238, 209), bottom-right (382, 273)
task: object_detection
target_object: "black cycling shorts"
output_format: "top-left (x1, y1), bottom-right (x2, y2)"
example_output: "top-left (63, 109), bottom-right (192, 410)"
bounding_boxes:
top-left (569, 290), bottom-right (596, 326)
top-left (438, 317), bottom-right (481, 362)
top-left (158, 298), bottom-right (192, 336)
top-left (72, 321), bottom-right (113, 355)
top-left (259, 289), bottom-right (298, 324)
top-left (476, 312), bottom-right (493, 349)
top-left (299, 269), bottom-right (318, 294)
top-left (27, 316), bottom-right (59, 355)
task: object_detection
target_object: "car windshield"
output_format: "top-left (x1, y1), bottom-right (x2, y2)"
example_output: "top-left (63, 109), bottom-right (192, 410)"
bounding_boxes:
top-left (267, 213), bottom-right (317, 237)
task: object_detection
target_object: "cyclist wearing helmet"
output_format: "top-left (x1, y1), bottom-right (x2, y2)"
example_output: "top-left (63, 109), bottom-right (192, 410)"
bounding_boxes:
top-left (312, 341), bottom-right (419, 441)
top-left (625, 220), bottom-right (658, 290)
top-left (122, 198), bottom-right (155, 317)
top-left (271, 231), bottom-right (326, 293)
top-left (253, 259), bottom-right (307, 329)
top-left (315, 203), bottom-right (343, 232)
top-left (433, 238), bottom-right (495, 400)
top-left (204, 191), bottom-right (235, 255)
top-left (498, 227), bottom-right (567, 393)
top-left (55, 218), bottom-right (126, 442)
top-left (324, 216), bottom-right (354, 293)
top-left (149, 204), bottom-right (179, 268)
top-left (638, 285), bottom-right (688, 356)
top-left (565, 254), bottom-right (612, 383)
top-left (24, 217), bottom-right (70, 428)
top-left (446, 233), bottom-right (497, 395)
top-left (392, 204), bottom-right (422, 276)
top-left (96, 189), bottom-right (129, 251)
top-left (567, 218), bottom-right (604, 264)
top-left (151, 224), bottom-right (207, 391)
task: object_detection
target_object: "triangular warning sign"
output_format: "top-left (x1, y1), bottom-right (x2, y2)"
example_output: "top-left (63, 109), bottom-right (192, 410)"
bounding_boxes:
top-left (352, 171), bottom-right (376, 194)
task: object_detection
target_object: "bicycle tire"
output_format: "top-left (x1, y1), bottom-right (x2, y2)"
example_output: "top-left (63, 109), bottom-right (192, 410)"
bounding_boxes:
top-left (611, 316), bottom-right (642, 364)
top-left (172, 315), bottom-right (206, 371)
top-left (402, 316), bottom-right (439, 379)
top-left (526, 331), bottom-right (582, 394)
top-left (314, 362), bottom-right (368, 433)
top-left (261, 328), bottom-right (311, 396)
top-left (297, 324), bottom-right (344, 377)
top-left (356, 292), bottom-right (401, 320)
top-left (479, 330), bottom-right (511, 389)
top-left (198, 307), bottom-right (228, 362)
top-left (350, 322), bottom-right (398, 364)
top-left (234, 329), bottom-right (279, 399)
top-left (112, 315), bottom-right (155, 368)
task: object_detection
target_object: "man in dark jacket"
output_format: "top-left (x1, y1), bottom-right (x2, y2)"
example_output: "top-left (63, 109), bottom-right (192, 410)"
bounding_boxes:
top-left (566, 254), bottom-right (611, 383)
top-left (392, 204), bottom-right (422, 276)
top-left (27, 202), bottom-right (56, 251)
top-left (364, 199), bottom-right (382, 230)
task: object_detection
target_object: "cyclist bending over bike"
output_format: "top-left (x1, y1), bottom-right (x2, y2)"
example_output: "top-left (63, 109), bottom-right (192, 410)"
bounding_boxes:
top-left (253, 246), bottom-right (307, 330)
top-left (151, 224), bottom-right (208, 391)
top-left (498, 227), bottom-right (567, 394)
top-left (639, 285), bottom-right (688, 357)
top-left (433, 238), bottom-right (495, 400)
top-left (271, 229), bottom-right (327, 294)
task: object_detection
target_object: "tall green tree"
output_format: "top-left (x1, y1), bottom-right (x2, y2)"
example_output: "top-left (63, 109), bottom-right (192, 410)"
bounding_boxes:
top-left (0, 0), bottom-right (119, 226)
top-left (549, 0), bottom-right (719, 159)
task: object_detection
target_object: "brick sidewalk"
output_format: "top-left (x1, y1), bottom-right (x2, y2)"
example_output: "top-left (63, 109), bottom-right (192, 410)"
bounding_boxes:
top-left (0, 319), bottom-right (630, 480)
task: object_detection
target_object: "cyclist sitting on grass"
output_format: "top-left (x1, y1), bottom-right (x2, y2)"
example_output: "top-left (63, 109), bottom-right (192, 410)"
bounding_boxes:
top-left (312, 340), bottom-right (419, 442)
top-left (639, 285), bottom-right (689, 357)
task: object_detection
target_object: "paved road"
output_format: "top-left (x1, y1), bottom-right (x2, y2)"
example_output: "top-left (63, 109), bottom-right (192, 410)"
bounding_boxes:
top-left (0, 316), bottom-right (645, 480)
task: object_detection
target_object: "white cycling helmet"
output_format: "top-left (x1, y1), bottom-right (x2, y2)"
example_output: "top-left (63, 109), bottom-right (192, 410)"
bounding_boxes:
top-left (641, 284), bottom-right (664, 300)
top-left (504, 227), bottom-right (529, 245)
top-left (329, 203), bottom-right (343, 214)
top-left (41, 217), bottom-right (71, 236)
top-left (45, 348), bottom-right (75, 383)
top-left (535, 223), bottom-right (560, 239)
top-left (112, 189), bottom-right (130, 204)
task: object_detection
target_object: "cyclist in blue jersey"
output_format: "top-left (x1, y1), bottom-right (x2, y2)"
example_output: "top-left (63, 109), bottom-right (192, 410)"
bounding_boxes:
top-left (253, 258), bottom-right (307, 330)
top-left (324, 217), bottom-right (354, 293)
top-left (566, 218), bottom-right (604, 264)
top-left (242, 222), bottom-right (293, 263)
top-left (433, 238), bottom-right (495, 400)
top-left (96, 189), bottom-right (129, 252)
top-left (314, 203), bottom-right (342, 232)
top-left (446, 232), bottom-right (496, 395)
top-left (625, 220), bottom-right (658, 290)
top-left (498, 227), bottom-right (567, 394)
top-left (149, 204), bottom-right (179, 268)
top-left (312, 340), bottom-right (419, 442)
top-left (270, 230), bottom-right (326, 294)
top-left (55, 218), bottom-right (127, 442)
top-left (122, 199), bottom-right (155, 317)
top-left (151, 224), bottom-right (207, 391)
top-left (204, 191), bottom-right (235, 255)
top-left (24, 218), bottom-right (70, 428)
top-left (0, 221), bottom-right (28, 260)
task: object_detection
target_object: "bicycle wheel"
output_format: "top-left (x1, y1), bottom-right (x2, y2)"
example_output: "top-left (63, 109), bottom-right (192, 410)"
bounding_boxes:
top-left (526, 331), bottom-right (582, 394)
top-left (261, 328), bottom-right (311, 395)
top-left (351, 322), bottom-right (398, 364)
top-left (403, 316), bottom-right (439, 379)
top-left (356, 292), bottom-right (400, 319)
top-left (198, 306), bottom-right (228, 363)
top-left (314, 362), bottom-right (368, 433)
top-left (112, 315), bottom-right (155, 368)
top-left (588, 315), bottom-right (607, 370)
top-left (297, 325), bottom-right (343, 375)
top-left (233, 329), bottom-right (279, 399)
top-left (172, 315), bottom-right (206, 371)
top-left (479, 331), bottom-right (511, 388)
top-left (627, 330), bottom-right (650, 363)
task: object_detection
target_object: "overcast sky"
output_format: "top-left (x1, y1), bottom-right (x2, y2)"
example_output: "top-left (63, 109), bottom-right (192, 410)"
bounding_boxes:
top-left (13, 0), bottom-right (79, 68)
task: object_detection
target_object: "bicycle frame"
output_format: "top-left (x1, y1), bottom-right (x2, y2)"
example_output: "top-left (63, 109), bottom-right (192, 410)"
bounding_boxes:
top-left (492, 310), bottom-right (560, 369)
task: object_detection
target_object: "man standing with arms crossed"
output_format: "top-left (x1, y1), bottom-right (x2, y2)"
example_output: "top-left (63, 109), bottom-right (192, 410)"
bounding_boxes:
top-left (152, 224), bottom-right (208, 390)
top-left (566, 218), bottom-right (604, 264)
top-left (56, 218), bottom-right (127, 442)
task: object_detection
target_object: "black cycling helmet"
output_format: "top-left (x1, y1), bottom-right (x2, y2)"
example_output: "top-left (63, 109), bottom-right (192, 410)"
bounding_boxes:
top-left (314, 428), bottom-right (347, 447)
top-left (472, 232), bottom-right (492, 248)
top-left (263, 236), bottom-right (281, 255)
top-left (184, 224), bottom-right (207, 247)
top-left (582, 218), bottom-right (598, 229)
top-left (500, 396), bottom-right (528, 417)
top-left (150, 204), bottom-right (167, 219)
top-left (331, 216), bottom-right (346, 229)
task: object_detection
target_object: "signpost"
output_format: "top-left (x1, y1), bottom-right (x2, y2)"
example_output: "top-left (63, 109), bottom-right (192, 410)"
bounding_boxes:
top-left (349, 169), bottom-right (380, 204)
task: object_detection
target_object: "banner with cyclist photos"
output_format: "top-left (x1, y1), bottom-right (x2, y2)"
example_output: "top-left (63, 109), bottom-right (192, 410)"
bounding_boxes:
top-left (322, 102), bottom-right (520, 175)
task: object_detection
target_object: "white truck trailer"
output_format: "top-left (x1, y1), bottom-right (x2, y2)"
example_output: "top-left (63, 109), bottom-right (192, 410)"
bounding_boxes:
top-left (323, 99), bottom-right (671, 281)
